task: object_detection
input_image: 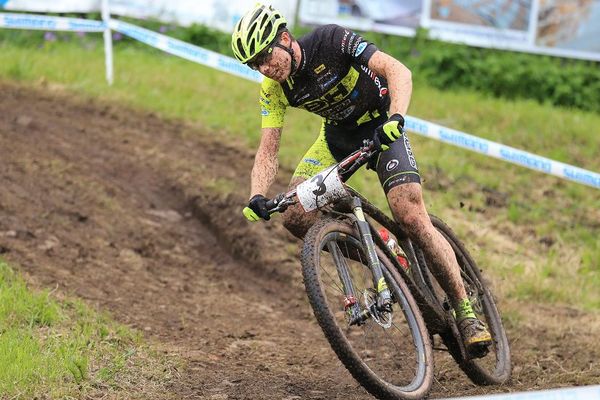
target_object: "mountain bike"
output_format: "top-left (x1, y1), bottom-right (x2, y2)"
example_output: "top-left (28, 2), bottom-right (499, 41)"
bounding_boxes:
top-left (264, 139), bottom-right (511, 399)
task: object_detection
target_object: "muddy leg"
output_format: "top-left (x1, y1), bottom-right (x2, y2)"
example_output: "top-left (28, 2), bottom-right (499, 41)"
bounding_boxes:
top-left (386, 183), bottom-right (467, 308)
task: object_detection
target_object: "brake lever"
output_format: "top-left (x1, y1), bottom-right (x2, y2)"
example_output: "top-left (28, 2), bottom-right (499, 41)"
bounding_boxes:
top-left (266, 192), bottom-right (296, 215)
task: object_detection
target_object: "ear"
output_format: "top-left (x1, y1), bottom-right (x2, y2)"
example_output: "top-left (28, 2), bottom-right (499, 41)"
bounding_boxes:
top-left (280, 31), bottom-right (291, 45)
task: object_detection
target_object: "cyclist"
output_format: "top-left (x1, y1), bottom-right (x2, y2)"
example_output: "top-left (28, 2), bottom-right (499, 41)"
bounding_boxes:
top-left (233, 3), bottom-right (492, 355)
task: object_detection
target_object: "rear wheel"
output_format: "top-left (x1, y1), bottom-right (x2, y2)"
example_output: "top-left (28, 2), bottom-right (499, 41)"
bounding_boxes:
top-left (301, 217), bottom-right (434, 400)
top-left (417, 215), bottom-right (511, 385)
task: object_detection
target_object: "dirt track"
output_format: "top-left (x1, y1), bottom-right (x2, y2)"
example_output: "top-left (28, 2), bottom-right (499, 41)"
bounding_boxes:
top-left (0, 82), bottom-right (598, 399)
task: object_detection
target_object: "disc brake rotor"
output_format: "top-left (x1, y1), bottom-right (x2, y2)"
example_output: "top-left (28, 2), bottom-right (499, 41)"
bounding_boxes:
top-left (363, 288), bottom-right (393, 328)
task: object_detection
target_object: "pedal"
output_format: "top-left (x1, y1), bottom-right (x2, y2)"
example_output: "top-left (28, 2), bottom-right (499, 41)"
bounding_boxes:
top-left (468, 341), bottom-right (491, 359)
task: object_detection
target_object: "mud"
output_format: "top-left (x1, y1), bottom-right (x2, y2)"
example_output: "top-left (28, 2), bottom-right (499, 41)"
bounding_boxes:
top-left (0, 82), bottom-right (598, 399)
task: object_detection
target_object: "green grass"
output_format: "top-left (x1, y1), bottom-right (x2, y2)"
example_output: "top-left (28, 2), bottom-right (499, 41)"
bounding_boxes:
top-left (1, 37), bottom-right (599, 310)
top-left (0, 260), bottom-right (173, 398)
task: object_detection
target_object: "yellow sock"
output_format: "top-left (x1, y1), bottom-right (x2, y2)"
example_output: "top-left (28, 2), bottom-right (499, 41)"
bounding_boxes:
top-left (455, 298), bottom-right (476, 320)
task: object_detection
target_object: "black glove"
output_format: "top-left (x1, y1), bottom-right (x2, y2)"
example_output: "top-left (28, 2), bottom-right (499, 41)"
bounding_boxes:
top-left (243, 194), bottom-right (271, 221)
top-left (373, 113), bottom-right (405, 151)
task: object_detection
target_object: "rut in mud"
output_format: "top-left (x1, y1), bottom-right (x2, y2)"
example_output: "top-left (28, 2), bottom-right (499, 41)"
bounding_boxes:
top-left (0, 82), bottom-right (598, 399)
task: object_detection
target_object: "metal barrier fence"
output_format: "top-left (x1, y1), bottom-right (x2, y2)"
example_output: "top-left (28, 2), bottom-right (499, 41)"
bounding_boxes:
top-left (1, 11), bottom-right (599, 191)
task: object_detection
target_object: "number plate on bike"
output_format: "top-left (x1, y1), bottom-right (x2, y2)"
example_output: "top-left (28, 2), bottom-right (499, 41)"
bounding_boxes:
top-left (297, 165), bottom-right (348, 212)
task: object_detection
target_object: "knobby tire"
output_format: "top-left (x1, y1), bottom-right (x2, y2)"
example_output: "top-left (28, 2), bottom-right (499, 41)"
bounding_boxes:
top-left (301, 217), bottom-right (434, 400)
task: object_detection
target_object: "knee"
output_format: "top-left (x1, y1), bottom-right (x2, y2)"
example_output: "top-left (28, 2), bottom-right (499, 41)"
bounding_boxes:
top-left (398, 211), bottom-right (423, 231)
top-left (387, 185), bottom-right (431, 235)
top-left (282, 205), bottom-right (310, 240)
top-left (398, 212), bottom-right (428, 235)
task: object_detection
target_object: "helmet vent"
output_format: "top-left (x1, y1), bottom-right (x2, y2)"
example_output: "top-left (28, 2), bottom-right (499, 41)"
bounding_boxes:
top-left (250, 7), bottom-right (264, 24)
top-left (236, 38), bottom-right (246, 59)
top-left (249, 39), bottom-right (256, 57)
top-left (247, 23), bottom-right (257, 41)
top-left (261, 21), bottom-right (273, 43)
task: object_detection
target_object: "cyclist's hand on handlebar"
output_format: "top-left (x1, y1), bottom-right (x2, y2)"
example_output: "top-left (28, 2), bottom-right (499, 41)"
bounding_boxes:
top-left (373, 113), bottom-right (405, 151)
top-left (242, 194), bottom-right (271, 222)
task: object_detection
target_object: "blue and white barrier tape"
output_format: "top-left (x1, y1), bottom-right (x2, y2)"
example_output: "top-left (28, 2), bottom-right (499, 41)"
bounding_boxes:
top-left (108, 19), bottom-right (262, 84)
top-left (0, 12), bottom-right (105, 32)
top-left (444, 385), bottom-right (600, 400)
top-left (405, 116), bottom-right (600, 190)
top-left (1, 12), bottom-right (599, 190)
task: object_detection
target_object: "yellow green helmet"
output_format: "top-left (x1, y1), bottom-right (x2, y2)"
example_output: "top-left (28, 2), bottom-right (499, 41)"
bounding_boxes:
top-left (231, 4), bottom-right (287, 64)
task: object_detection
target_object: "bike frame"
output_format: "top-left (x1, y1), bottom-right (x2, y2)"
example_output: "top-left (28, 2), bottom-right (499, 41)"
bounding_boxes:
top-left (266, 139), bottom-right (507, 374)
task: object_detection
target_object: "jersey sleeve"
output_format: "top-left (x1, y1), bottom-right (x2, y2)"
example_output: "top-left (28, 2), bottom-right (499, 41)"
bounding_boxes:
top-left (259, 78), bottom-right (289, 129)
top-left (326, 24), bottom-right (378, 66)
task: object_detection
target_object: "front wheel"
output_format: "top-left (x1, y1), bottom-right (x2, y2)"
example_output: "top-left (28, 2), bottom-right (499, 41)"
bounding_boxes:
top-left (418, 215), bottom-right (511, 385)
top-left (301, 217), bottom-right (434, 400)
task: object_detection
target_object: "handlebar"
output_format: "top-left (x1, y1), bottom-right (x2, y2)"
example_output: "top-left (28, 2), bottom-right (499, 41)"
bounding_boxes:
top-left (265, 192), bottom-right (288, 211)
top-left (265, 139), bottom-right (379, 215)
top-left (337, 139), bottom-right (378, 179)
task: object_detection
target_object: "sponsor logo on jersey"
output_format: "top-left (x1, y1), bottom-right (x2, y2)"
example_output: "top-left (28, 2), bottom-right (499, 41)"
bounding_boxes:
top-left (403, 134), bottom-right (417, 169)
top-left (303, 158), bottom-right (321, 166)
top-left (296, 92), bottom-right (311, 103)
top-left (300, 67), bottom-right (360, 117)
top-left (341, 29), bottom-right (350, 53)
top-left (359, 65), bottom-right (388, 98)
top-left (361, 65), bottom-right (376, 79)
top-left (314, 64), bottom-right (326, 74)
top-left (373, 76), bottom-right (387, 98)
top-left (386, 159), bottom-right (399, 172)
top-left (261, 108), bottom-right (269, 116)
top-left (320, 74), bottom-right (339, 90)
top-left (355, 42), bottom-right (367, 57)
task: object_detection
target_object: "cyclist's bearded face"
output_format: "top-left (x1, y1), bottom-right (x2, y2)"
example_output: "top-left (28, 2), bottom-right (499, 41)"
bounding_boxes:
top-left (256, 34), bottom-right (293, 83)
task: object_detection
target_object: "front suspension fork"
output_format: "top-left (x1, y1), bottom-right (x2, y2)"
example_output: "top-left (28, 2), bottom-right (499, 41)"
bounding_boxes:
top-left (327, 241), bottom-right (363, 323)
top-left (351, 197), bottom-right (392, 312)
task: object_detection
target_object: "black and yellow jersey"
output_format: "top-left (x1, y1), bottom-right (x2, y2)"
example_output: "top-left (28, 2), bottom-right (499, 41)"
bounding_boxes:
top-left (260, 24), bottom-right (390, 129)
